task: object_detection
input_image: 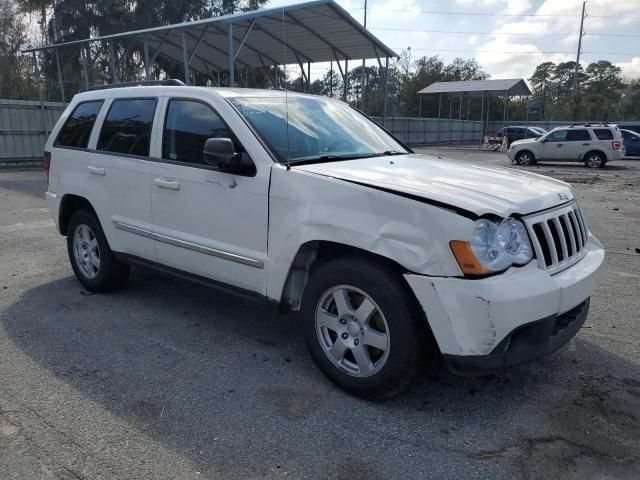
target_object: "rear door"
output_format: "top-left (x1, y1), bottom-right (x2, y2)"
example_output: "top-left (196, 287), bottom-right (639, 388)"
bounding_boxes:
top-left (564, 129), bottom-right (593, 160)
top-left (537, 129), bottom-right (567, 160)
top-left (90, 94), bottom-right (161, 261)
top-left (150, 94), bottom-right (270, 294)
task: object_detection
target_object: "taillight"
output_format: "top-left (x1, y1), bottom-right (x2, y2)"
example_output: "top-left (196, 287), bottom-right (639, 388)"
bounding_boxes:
top-left (612, 141), bottom-right (622, 150)
top-left (44, 151), bottom-right (51, 184)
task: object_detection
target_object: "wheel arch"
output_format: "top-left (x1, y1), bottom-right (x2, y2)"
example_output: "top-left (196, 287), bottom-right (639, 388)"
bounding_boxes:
top-left (58, 194), bottom-right (98, 236)
top-left (582, 149), bottom-right (608, 162)
top-left (278, 240), bottom-right (409, 313)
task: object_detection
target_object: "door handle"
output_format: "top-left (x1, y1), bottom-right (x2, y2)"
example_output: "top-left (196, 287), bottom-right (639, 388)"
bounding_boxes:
top-left (556, 144), bottom-right (563, 147)
top-left (87, 166), bottom-right (105, 175)
top-left (154, 178), bottom-right (180, 190)
top-left (582, 143), bottom-right (590, 146)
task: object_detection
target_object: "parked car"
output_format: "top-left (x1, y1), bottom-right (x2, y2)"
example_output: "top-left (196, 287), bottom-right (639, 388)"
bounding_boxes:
top-left (618, 123), bottom-right (640, 135)
top-left (496, 126), bottom-right (546, 146)
top-left (508, 123), bottom-right (624, 168)
top-left (44, 81), bottom-right (604, 398)
top-left (621, 129), bottom-right (640, 156)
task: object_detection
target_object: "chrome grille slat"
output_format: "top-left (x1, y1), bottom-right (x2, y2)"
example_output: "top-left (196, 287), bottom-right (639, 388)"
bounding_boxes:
top-left (524, 202), bottom-right (589, 275)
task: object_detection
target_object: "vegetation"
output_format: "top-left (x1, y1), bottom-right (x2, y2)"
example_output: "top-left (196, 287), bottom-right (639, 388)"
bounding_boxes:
top-left (0, 0), bottom-right (637, 121)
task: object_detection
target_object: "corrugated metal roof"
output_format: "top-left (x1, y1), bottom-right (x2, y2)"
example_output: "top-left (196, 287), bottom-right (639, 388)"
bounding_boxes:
top-left (23, 0), bottom-right (397, 72)
top-left (417, 79), bottom-right (532, 97)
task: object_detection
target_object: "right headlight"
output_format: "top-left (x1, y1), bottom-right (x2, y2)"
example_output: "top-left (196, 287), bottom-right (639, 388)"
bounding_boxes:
top-left (450, 217), bottom-right (534, 275)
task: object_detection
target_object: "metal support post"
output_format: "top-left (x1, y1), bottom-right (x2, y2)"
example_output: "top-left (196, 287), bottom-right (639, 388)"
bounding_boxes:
top-left (382, 56), bottom-right (389, 126)
top-left (108, 40), bottom-right (118, 83)
top-left (181, 31), bottom-right (190, 85)
top-left (343, 59), bottom-right (349, 101)
top-left (81, 45), bottom-right (89, 91)
top-left (437, 93), bottom-right (442, 147)
top-left (54, 49), bottom-right (65, 103)
top-left (480, 92), bottom-right (485, 139)
top-left (419, 95), bottom-right (422, 118)
top-left (143, 35), bottom-right (151, 80)
top-left (503, 91), bottom-right (508, 127)
top-left (228, 24), bottom-right (235, 87)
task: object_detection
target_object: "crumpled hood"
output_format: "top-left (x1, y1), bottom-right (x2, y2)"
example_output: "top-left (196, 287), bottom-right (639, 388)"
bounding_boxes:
top-left (295, 153), bottom-right (573, 217)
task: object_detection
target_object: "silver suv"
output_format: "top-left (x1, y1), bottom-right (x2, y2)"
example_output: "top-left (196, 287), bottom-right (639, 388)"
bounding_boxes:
top-left (508, 124), bottom-right (625, 168)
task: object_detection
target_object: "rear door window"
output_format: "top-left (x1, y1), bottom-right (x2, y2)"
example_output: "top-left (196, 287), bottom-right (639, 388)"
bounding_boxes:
top-left (593, 129), bottom-right (614, 140)
top-left (566, 130), bottom-right (591, 141)
top-left (54, 101), bottom-right (104, 148)
top-left (97, 99), bottom-right (157, 157)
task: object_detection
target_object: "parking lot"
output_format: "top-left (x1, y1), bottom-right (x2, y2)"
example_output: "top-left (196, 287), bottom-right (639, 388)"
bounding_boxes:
top-left (1, 150), bottom-right (639, 479)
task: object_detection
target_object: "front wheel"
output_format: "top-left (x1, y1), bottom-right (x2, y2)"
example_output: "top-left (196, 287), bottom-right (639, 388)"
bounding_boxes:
top-left (515, 150), bottom-right (535, 166)
top-left (584, 152), bottom-right (605, 168)
top-left (301, 256), bottom-right (434, 399)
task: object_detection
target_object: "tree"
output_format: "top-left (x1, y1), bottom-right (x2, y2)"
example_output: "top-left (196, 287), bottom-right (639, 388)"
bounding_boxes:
top-left (0, 0), bottom-right (39, 99)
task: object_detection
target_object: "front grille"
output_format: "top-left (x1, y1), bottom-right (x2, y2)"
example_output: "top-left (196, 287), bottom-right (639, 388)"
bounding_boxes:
top-left (524, 202), bottom-right (589, 274)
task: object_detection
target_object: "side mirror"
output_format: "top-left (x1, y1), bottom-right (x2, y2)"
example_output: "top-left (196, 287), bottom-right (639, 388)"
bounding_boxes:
top-left (203, 138), bottom-right (241, 167)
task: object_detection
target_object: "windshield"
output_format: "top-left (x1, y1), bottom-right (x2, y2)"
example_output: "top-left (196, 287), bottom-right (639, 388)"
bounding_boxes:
top-left (229, 96), bottom-right (409, 164)
top-left (531, 127), bottom-right (547, 135)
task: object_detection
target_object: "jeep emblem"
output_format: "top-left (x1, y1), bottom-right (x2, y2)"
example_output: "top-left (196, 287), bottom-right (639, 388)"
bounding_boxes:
top-left (558, 192), bottom-right (570, 201)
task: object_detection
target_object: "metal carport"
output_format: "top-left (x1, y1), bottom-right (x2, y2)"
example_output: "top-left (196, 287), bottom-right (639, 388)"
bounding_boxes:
top-left (22, 0), bottom-right (397, 117)
top-left (417, 79), bottom-right (533, 141)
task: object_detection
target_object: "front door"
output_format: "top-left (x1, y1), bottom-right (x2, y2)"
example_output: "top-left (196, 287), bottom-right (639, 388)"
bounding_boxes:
top-left (538, 129), bottom-right (567, 160)
top-left (150, 97), bottom-right (269, 294)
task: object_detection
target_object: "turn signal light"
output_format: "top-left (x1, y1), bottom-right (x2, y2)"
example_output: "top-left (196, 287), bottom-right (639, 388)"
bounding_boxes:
top-left (449, 240), bottom-right (490, 275)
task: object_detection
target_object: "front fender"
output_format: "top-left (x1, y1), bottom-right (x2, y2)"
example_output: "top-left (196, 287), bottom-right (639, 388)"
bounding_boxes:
top-left (266, 165), bottom-right (471, 301)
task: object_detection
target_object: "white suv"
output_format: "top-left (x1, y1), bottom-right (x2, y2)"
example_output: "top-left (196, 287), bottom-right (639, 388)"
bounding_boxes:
top-left (44, 82), bottom-right (604, 398)
top-left (508, 124), bottom-right (624, 168)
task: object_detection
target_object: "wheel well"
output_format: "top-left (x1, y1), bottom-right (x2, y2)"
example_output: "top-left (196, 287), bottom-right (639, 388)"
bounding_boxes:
top-left (516, 150), bottom-right (534, 158)
top-left (583, 150), bottom-right (607, 161)
top-left (279, 241), bottom-right (407, 312)
top-left (58, 195), bottom-right (97, 235)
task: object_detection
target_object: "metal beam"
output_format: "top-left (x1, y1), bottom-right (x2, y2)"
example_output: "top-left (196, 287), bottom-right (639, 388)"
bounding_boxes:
top-left (188, 25), bottom-right (209, 66)
top-left (232, 19), bottom-right (255, 62)
top-left (276, 12), bottom-right (350, 60)
top-left (152, 33), bottom-right (226, 72)
top-left (258, 55), bottom-right (276, 88)
top-left (343, 58), bottom-right (348, 101)
top-left (150, 30), bottom-right (171, 64)
top-left (383, 56), bottom-right (389, 125)
top-left (294, 53), bottom-right (308, 88)
top-left (251, 23), bottom-right (312, 64)
top-left (117, 35), bottom-right (137, 71)
top-left (207, 23), bottom-right (280, 67)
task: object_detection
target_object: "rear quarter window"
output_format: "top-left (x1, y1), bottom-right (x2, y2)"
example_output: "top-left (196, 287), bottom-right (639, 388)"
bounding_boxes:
top-left (593, 129), bottom-right (614, 140)
top-left (54, 101), bottom-right (104, 148)
top-left (97, 98), bottom-right (157, 157)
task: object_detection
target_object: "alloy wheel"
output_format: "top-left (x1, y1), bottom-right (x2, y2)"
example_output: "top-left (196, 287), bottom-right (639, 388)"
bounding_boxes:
top-left (72, 224), bottom-right (101, 279)
top-left (315, 285), bottom-right (390, 377)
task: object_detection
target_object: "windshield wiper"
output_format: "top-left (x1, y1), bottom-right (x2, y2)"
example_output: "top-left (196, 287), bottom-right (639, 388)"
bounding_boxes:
top-left (382, 150), bottom-right (406, 156)
top-left (289, 153), bottom-right (383, 165)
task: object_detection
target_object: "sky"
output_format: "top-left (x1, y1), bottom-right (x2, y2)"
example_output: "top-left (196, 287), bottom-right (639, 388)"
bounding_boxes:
top-left (268, 0), bottom-right (640, 81)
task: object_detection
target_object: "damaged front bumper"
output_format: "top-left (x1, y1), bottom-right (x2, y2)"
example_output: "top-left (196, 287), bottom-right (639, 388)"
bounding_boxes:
top-left (404, 234), bottom-right (604, 375)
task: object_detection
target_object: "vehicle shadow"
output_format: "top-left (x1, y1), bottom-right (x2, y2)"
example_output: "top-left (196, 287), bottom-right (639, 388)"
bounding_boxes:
top-left (2, 272), bottom-right (640, 479)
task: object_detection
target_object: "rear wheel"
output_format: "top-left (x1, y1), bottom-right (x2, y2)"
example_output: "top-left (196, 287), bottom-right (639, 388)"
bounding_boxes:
top-left (516, 150), bottom-right (535, 166)
top-left (584, 151), bottom-right (605, 168)
top-left (301, 256), bottom-right (434, 399)
top-left (66, 209), bottom-right (130, 292)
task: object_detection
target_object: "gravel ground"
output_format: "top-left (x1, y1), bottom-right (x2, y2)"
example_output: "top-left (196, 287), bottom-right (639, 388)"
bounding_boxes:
top-left (1, 152), bottom-right (639, 480)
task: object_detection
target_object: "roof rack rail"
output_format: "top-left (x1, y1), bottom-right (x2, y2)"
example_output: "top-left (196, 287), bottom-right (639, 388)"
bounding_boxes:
top-left (90, 79), bottom-right (186, 91)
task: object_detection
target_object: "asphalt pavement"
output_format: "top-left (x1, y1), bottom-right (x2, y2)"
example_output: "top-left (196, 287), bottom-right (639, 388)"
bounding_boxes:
top-left (1, 151), bottom-right (639, 479)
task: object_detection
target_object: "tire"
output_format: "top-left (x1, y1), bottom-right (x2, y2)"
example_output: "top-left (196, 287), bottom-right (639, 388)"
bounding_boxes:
top-left (515, 150), bottom-right (535, 166)
top-left (66, 209), bottom-right (130, 292)
top-left (584, 151), bottom-right (605, 169)
top-left (301, 256), bottom-right (435, 399)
